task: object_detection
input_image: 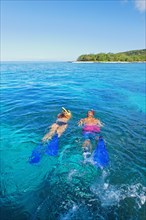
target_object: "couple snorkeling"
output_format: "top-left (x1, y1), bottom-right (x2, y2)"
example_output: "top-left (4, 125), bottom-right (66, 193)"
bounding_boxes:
top-left (42, 107), bottom-right (104, 153)
top-left (29, 107), bottom-right (109, 166)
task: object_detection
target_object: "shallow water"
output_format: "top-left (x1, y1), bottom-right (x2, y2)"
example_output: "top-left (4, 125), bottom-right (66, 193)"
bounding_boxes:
top-left (0, 62), bottom-right (146, 220)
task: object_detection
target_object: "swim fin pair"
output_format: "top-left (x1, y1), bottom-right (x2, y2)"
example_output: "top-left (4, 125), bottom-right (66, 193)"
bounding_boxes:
top-left (93, 136), bottom-right (109, 168)
top-left (29, 134), bottom-right (58, 164)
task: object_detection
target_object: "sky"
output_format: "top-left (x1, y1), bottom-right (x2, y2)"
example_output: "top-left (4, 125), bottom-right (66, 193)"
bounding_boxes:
top-left (1, 0), bottom-right (146, 61)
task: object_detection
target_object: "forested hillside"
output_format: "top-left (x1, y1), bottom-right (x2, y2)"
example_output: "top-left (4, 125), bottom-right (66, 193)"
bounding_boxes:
top-left (77, 49), bottom-right (146, 62)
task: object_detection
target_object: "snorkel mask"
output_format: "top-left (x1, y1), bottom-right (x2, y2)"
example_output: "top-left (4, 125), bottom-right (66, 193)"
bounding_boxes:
top-left (62, 107), bottom-right (72, 117)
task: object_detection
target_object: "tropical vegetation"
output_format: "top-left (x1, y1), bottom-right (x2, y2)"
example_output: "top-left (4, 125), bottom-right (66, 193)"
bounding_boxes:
top-left (77, 49), bottom-right (146, 62)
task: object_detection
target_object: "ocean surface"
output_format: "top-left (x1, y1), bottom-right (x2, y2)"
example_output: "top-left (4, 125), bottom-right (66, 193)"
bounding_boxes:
top-left (0, 62), bottom-right (146, 220)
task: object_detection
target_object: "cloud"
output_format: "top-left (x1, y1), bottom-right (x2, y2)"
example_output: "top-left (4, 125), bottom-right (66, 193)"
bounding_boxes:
top-left (134, 0), bottom-right (146, 12)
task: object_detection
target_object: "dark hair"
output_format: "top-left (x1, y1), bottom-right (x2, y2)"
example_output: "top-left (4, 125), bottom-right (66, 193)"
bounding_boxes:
top-left (58, 113), bottom-right (65, 118)
top-left (87, 110), bottom-right (94, 117)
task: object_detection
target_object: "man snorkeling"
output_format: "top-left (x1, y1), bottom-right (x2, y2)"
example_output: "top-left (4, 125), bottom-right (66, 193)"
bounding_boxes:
top-left (78, 110), bottom-right (104, 153)
top-left (42, 107), bottom-right (72, 142)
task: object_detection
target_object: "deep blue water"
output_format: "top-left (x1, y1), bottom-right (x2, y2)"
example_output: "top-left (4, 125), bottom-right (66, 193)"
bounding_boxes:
top-left (0, 62), bottom-right (146, 220)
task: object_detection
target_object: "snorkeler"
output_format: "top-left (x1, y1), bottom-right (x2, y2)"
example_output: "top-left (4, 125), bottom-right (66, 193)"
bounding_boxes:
top-left (42, 107), bottom-right (72, 142)
top-left (78, 110), bottom-right (104, 152)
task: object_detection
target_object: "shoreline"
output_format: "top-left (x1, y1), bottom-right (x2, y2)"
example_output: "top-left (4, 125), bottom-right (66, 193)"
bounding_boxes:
top-left (71, 61), bottom-right (146, 64)
top-left (1, 60), bottom-right (146, 64)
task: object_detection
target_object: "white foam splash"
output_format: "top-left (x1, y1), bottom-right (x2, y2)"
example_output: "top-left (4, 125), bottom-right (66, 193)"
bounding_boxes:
top-left (90, 181), bottom-right (146, 208)
top-left (67, 169), bottom-right (77, 181)
top-left (60, 203), bottom-right (79, 220)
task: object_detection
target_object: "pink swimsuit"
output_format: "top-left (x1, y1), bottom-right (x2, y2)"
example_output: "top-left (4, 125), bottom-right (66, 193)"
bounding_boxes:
top-left (82, 125), bottom-right (100, 133)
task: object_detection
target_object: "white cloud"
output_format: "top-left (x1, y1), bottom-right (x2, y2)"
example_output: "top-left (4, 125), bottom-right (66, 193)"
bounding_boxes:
top-left (135, 0), bottom-right (146, 12)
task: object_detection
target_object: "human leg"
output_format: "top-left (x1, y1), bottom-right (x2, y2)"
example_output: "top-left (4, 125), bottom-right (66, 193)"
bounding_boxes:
top-left (82, 132), bottom-right (92, 152)
top-left (82, 139), bottom-right (92, 152)
top-left (56, 124), bottom-right (67, 137)
top-left (42, 123), bottom-right (58, 142)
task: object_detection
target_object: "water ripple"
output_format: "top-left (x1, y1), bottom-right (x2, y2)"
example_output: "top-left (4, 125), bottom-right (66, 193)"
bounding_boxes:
top-left (1, 62), bottom-right (145, 220)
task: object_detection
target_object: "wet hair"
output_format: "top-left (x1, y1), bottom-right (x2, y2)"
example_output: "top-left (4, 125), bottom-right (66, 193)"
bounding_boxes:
top-left (58, 110), bottom-right (72, 119)
top-left (87, 110), bottom-right (94, 117)
top-left (58, 113), bottom-right (64, 118)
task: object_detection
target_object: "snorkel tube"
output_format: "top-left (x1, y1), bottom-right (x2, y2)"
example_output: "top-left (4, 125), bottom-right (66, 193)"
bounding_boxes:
top-left (62, 107), bottom-right (72, 118)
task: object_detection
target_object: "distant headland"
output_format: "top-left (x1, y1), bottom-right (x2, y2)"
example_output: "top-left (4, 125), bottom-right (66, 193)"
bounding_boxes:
top-left (76, 49), bottom-right (146, 63)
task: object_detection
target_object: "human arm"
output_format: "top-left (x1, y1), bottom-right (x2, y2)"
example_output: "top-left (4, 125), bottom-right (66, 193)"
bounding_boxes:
top-left (78, 118), bottom-right (84, 126)
top-left (96, 119), bottom-right (104, 127)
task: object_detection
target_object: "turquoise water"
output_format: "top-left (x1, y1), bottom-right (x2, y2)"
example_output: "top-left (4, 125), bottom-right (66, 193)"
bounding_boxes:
top-left (0, 62), bottom-right (146, 220)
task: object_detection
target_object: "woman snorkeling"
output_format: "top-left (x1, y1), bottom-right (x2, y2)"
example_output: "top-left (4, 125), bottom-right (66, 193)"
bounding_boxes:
top-left (42, 107), bottom-right (72, 142)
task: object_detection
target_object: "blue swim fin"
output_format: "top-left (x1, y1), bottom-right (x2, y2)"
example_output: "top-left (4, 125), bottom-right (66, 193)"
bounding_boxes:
top-left (93, 137), bottom-right (109, 167)
top-left (45, 134), bottom-right (59, 156)
top-left (29, 143), bottom-right (43, 164)
top-left (29, 134), bottom-right (59, 164)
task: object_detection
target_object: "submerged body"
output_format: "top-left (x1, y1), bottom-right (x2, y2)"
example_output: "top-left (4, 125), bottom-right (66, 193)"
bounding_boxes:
top-left (78, 110), bottom-right (104, 152)
top-left (78, 110), bottom-right (109, 167)
top-left (42, 107), bottom-right (72, 142)
top-left (29, 108), bottom-right (72, 164)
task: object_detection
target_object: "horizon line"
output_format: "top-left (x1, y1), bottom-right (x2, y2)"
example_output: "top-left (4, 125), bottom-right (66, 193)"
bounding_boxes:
top-left (1, 49), bottom-right (145, 62)
top-left (1, 60), bottom-right (74, 62)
